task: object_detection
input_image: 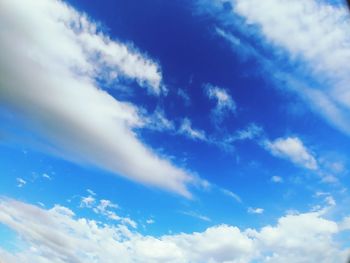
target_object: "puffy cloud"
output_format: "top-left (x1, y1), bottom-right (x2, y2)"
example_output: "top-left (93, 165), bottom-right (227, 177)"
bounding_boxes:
top-left (249, 211), bottom-right (345, 263)
top-left (0, 0), bottom-right (200, 197)
top-left (265, 137), bottom-right (318, 170)
top-left (0, 198), bottom-right (348, 263)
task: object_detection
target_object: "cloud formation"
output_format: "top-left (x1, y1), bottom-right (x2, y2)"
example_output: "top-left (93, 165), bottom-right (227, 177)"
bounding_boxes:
top-left (0, 198), bottom-right (348, 263)
top-left (265, 137), bottom-right (318, 170)
top-left (203, 0), bottom-right (350, 136)
top-left (205, 84), bottom-right (236, 123)
top-left (0, 0), bottom-right (199, 197)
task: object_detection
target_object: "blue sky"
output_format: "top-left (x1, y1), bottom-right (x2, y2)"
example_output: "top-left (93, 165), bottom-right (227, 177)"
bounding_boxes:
top-left (1, 0), bottom-right (350, 262)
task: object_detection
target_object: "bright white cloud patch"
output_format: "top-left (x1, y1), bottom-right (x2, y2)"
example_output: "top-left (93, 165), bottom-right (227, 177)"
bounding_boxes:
top-left (205, 84), bottom-right (236, 122)
top-left (0, 198), bottom-right (348, 263)
top-left (0, 0), bottom-right (200, 197)
top-left (265, 137), bottom-right (318, 170)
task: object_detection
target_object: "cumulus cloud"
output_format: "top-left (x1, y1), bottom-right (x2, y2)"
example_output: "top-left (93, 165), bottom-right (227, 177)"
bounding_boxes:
top-left (0, 0), bottom-right (200, 197)
top-left (205, 83), bottom-right (236, 122)
top-left (0, 198), bottom-right (348, 263)
top-left (265, 137), bottom-right (318, 170)
top-left (203, 0), bottom-right (350, 136)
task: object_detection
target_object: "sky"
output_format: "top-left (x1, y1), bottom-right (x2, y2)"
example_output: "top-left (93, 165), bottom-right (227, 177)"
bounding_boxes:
top-left (1, 0), bottom-right (350, 262)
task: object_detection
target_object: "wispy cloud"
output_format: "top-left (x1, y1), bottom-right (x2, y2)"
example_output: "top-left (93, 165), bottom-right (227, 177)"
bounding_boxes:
top-left (181, 211), bottom-right (211, 222)
top-left (221, 189), bottom-right (242, 203)
top-left (179, 118), bottom-right (207, 141)
top-left (247, 207), bottom-right (264, 214)
top-left (202, 0), bottom-right (350, 136)
top-left (205, 83), bottom-right (236, 123)
top-left (264, 137), bottom-right (318, 170)
top-left (16, 178), bottom-right (26, 188)
top-left (0, 0), bottom-right (202, 197)
top-left (271, 176), bottom-right (283, 183)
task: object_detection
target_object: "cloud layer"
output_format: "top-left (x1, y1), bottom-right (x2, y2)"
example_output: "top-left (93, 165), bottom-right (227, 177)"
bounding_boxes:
top-left (0, 198), bottom-right (348, 263)
top-left (0, 0), bottom-right (198, 197)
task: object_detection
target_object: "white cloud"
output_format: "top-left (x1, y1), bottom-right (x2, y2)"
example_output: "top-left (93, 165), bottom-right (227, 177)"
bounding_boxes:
top-left (225, 123), bottom-right (263, 144)
top-left (265, 137), bottom-right (318, 170)
top-left (0, 0), bottom-right (201, 197)
top-left (86, 189), bottom-right (96, 196)
top-left (247, 207), bottom-right (264, 214)
top-left (207, 0), bottom-right (350, 136)
top-left (179, 118), bottom-right (207, 141)
top-left (181, 211), bottom-right (211, 222)
top-left (42, 173), bottom-right (52, 180)
top-left (0, 198), bottom-right (348, 263)
top-left (16, 178), bottom-right (26, 188)
top-left (143, 108), bottom-right (175, 131)
top-left (271, 176), bottom-right (283, 183)
top-left (80, 197), bottom-right (137, 229)
top-left (221, 189), bottom-right (242, 203)
top-left (146, 219), bottom-right (155, 224)
top-left (205, 84), bottom-right (236, 122)
top-left (80, 196), bottom-right (95, 208)
top-left (314, 192), bottom-right (337, 207)
top-left (177, 89), bottom-right (191, 106)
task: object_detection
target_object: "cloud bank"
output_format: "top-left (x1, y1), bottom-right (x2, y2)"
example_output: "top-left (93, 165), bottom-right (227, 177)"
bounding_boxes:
top-left (0, 198), bottom-right (348, 263)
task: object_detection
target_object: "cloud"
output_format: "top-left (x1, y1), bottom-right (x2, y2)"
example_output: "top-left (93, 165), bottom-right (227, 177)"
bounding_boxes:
top-left (221, 189), bottom-right (242, 203)
top-left (42, 173), bottom-right (52, 180)
top-left (202, 0), bottom-right (350, 136)
top-left (179, 118), bottom-right (207, 141)
top-left (16, 178), bottom-right (26, 188)
top-left (86, 189), bottom-right (96, 196)
top-left (247, 207), bottom-right (264, 214)
top-left (80, 196), bottom-right (95, 208)
top-left (271, 176), bottom-right (283, 183)
top-left (0, 0), bottom-right (200, 197)
top-left (205, 83), bottom-right (236, 122)
top-left (181, 211), bottom-right (211, 222)
top-left (143, 108), bottom-right (175, 132)
top-left (265, 137), bottom-right (318, 170)
top-left (79, 196), bottom-right (137, 229)
top-left (177, 89), bottom-right (191, 106)
top-left (146, 219), bottom-right (155, 224)
top-left (225, 123), bottom-right (263, 143)
top-left (0, 198), bottom-right (348, 263)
